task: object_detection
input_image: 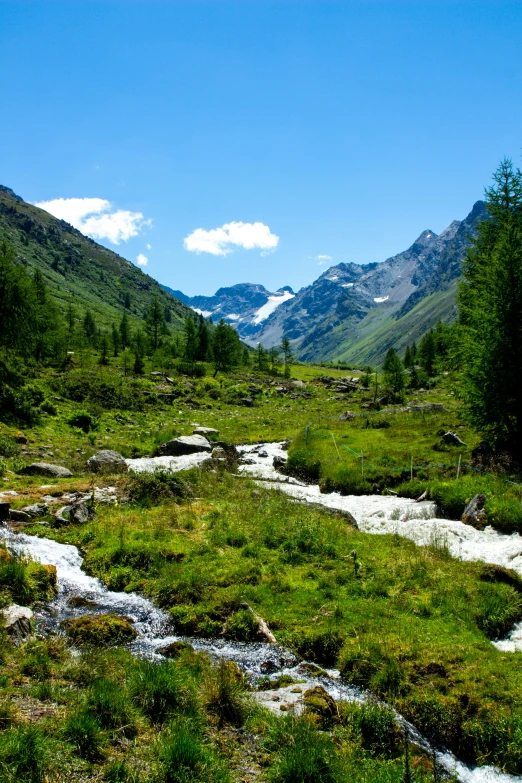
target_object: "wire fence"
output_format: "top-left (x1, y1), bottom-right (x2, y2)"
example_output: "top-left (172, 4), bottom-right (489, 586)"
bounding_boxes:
top-left (303, 414), bottom-right (522, 488)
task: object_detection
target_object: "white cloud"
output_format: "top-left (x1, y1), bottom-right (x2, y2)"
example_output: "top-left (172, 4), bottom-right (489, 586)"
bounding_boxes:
top-left (136, 253), bottom-right (148, 266)
top-left (34, 197), bottom-right (150, 245)
top-left (316, 254), bottom-right (332, 266)
top-left (146, 243), bottom-right (152, 250)
top-left (184, 221), bottom-right (279, 256)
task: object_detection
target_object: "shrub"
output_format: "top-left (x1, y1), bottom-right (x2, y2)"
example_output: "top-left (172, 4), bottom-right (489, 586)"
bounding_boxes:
top-left (474, 583), bottom-right (522, 639)
top-left (222, 609), bottom-right (259, 642)
top-left (0, 436), bottom-right (19, 458)
top-left (156, 718), bottom-right (229, 783)
top-left (293, 629), bottom-right (345, 666)
top-left (127, 469), bottom-right (189, 506)
top-left (0, 725), bottom-right (49, 782)
top-left (68, 409), bottom-right (98, 433)
top-left (129, 660), bottom-right (198, 723)
top-left (104, 761), bottom-right (130, 782)
top-left (346, 702), bottom-right (401, 756)
top-left (39, 400), bottom-right (57, 416)
top-left (86, 678), bottom-right (136, 737)
top-left (176, 361), bottom-right (207, 378)
top-left (269, 717), bottom-right (338, 783)
top-left (0, 558), bottom-right (32, 604)
top-left (64, 708), bottom-right (104, 760)
top-left (285, 449), bottom-right (321, 481)
top-left (205, 658), bottom-right (247, 727)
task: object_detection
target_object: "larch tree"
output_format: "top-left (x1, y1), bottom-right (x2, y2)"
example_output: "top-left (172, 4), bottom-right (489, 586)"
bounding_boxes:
top-left (458, 159), bottom-right (522, 455)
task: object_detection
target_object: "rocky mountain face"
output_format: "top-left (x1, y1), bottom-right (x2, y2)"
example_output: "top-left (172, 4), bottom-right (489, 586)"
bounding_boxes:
top-left (162, 283), bottom-right (295, 342)
top-left (253, 201), bottom-right (487, 364)
top-left (0, 185), bottom-right (191, 333)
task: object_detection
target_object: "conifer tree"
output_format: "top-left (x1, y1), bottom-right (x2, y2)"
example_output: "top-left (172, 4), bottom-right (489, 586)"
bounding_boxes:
top-left (280, 337), bottom-right (294, 377)
top-left (382, 347), bottom-right (405, 401)
top-left (146, 296), bottom-right (166, 352)
top-left (256, 343), bottom-right (269, 372)
top-left (111, 323), bottom-right (120, 357)
top-left (83, 311), bottom-right (96, 346)
top-left (212, 320), bottom-right (240, 376)
top-left (196, 319), bottom-right (210, 361)
top-left (459, 158), bottom-right (522, 454)
top-left (99, 335), bottom-right (109, 365)
top-left (184, 316), bottom-right (199, 362)
top-left (403, 345), bottom-right (412, 369)
top-left (119, 313), bottom-right (130, 348)
top-left (418, 330), bottom-right (436, 375)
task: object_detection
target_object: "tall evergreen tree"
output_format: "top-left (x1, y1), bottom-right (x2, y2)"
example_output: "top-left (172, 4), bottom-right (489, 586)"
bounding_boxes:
top-left (403, 345), bottom-right (412, 369)
top-left (280, 337), bottom-right (294, 377)
top-left (111, 323), bottom-right (120, 357)
top-left (184, 316), bottom-right (199, 361)
top-left (417, 330), bottom-right (436, 375)
top-left (382, 348), bottom-right (405, 401)
top-left (458, 159), bottom-right (522, 454)
top-left (119, 313), bottom-right (130, 348)
top-left (196, 319), bottom-right (210, 361)
top-left (256, 343), bottom-right (269, 372)
top-left (146, 296), bottom-right (166, 352)
top-left (83, 311), bottom-right (96, 346)
top-left (99, 335), bottom-right (109, 365)
top-left (212, 320), bottom-right (240, 376)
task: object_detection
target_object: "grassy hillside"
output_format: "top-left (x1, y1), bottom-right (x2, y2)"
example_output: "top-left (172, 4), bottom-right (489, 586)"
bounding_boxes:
top-left (0, 185), bottom-right (191, 334)
top-left (301, 284), bottom-right (458, 366)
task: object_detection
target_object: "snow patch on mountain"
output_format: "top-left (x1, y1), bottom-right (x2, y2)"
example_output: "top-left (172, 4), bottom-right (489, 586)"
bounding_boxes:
top-left (252, 290), bottom-right (296, 324)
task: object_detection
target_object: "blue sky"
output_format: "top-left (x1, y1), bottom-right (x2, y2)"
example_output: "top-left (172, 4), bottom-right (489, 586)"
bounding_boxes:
top-left (1, 1), bottom-right (521, 296)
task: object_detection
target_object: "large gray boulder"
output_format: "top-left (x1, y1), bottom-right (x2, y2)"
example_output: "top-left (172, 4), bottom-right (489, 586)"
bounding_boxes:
top-left (20, 503), bottom-right (48, 517)
top-left (20, 462), bottom-right (73, 478)
top-left (160, 435), bottom-right (212, 456)
top-left (87, 450), bottom-right (127, 473)
top-left (1, 605), bottom-right (33, 640)
top-left (462, 494), bottom-right (487, 529)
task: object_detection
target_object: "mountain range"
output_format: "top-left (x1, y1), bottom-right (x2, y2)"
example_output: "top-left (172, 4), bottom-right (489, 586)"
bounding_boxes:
top-left (173, 201), bottom-right (486, 364)
top-left (0, 183), bottom-right (485, 365)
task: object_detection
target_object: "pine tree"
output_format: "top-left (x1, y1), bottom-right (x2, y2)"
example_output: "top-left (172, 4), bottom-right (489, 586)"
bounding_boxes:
top-left (418, 330), bottom-right (436, 375)
top-left (280, 337), bottom-right (294, 377)
top-left (119, 313), bottom-right (130, 348)
top-left (99, 335), bottom-right (109, 365)
top-left (146, 296), bottom-right (166, 352)
top-left (133, 351), bottom-right (145, 375)
top-left (184, 317), bottom-right (199, 362)
top-left (256, 343), bottom-right (269, 372)
top-left (111, 323), bottom-right (120, 357)
top-left (66, 303), bottom-right (76, 336)
top-left (268, 346), bottom-right (280, 372)
top-left (212, 320), bottom-right (240, 376)
top-left (83, 311), bottom-right (96, 346)
top-left (124, 291), bottom-right (131, 309)
top-left (196, 319), bottom-right (210, 361)
top-left (458, 158), bottom-right (522, 455)
top-left (404, 345), bottom-right (412, 369)
top-left (382, 348), bottom-right (405, 402)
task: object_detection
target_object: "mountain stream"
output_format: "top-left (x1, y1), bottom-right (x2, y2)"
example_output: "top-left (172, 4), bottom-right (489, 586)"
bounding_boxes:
top-left (2, 442), bottom-right (522, 782)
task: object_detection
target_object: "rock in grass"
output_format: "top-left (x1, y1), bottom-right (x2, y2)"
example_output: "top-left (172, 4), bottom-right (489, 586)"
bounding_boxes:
top-left (160, 435), bottom-right (212, 456)
top-left (20, 503), bottom-right (48, 517)
top-left (303, 685), bottom-right (340, 727)
top-left (9, 509), bottom-right (31, 523)
top-left (68, 501), bottom-right (93, 525)
top-left (462, 494), bottom-right (487, 529)
top-left (68, 596), bottom-right (99, 609)
top-left (62, 614), bottom-right (137, 646)
top-left (442, 431), bottom-right (466, 447)
top-left (193, 427), bottom-right (219, 437)
top-left (1, 605), bottom-right (33, 640)
top-left (86, 450), bottom-right (127, 473)
top-left (157, 640), bottom-right (194, 658)
top-left (20, 462), bottom-right (73, 478)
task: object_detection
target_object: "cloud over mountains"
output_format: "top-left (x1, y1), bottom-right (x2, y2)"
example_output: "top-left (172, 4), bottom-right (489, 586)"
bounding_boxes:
top-left (35, 197), bottom-right (150, 245)
top-left (184, 221), bottom-right (279, 256)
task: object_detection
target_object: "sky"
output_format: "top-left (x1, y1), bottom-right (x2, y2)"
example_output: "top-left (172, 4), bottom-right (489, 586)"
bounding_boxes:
top-left (1, 1), bottom-right (522, 296)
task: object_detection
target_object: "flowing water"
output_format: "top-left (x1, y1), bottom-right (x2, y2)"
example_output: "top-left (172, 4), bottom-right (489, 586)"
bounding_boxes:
top-left (2, 443), bottom-right (522, 782)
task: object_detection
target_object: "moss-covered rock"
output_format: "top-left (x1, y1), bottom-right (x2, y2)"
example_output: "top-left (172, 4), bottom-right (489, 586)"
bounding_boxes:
top-left (63, 614), bottom-right (137, 646)
top-left (157, 640), bottom-right (194, 658)
top-left (303, 685), bottom-right (339, 727)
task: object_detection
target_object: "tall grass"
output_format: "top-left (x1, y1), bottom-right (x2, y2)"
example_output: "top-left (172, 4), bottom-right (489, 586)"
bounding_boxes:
top-left (129, 659), bottom-right (199, 723)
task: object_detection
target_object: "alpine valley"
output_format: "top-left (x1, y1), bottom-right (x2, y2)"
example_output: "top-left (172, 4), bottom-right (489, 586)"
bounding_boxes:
top-left (172, 201), bottom-right (486, 364)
